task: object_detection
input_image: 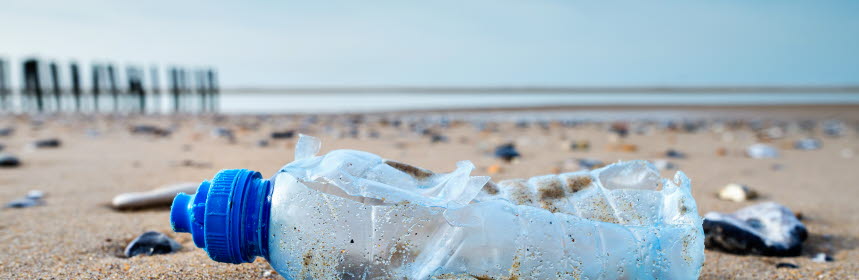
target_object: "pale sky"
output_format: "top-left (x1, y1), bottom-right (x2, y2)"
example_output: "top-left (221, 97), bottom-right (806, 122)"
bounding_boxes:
top-left (1, 0), bottom-right (857, 88)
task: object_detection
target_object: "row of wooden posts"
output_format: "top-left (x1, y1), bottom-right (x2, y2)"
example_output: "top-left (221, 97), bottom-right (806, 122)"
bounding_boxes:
top-left (0, 57), bottom-right (218, 114)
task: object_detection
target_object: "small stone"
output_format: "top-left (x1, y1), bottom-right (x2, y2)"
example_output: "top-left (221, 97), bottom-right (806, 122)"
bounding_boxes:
top-left (811, 252), bottom-right (834, 263)
top-left (776, 262), bottom-right (798, 269)
top-left (130, 125), bottom-right (171, 137)
top-left (717, 183), bottom-right (758, 202)
top-left (608, 143), bottom-right (638, 152)
top-left (746, 144), bottom-right (779, 159)
top-left (494, 143), bottom-right (520, 162)
top-left (26, 190), bottom-right (45, 200)
top-left (5, 190), bottom-right (45, 208)
top-left (651, 159), bottom-right (675, 171)
top-left (124, 231), bottom-right (182, 257)
top-left (487, 164), bottom-right (502, 175)
top-left (576, 158), bottom-right (604, 170)
top-left (666, 149), bottom-right (686, 159)
top-left (0, 127), bottom-right (13, 137)
top-left (567, 140), bottom-right (590, 151)
top-left (0, 153), bottom-right (21, 168)
top-left (33, 138), bottom-right (61, 148)
top-left (430, 134), bottom-right (448, 143)
top-left (257, 139), bottom-right (270, 147)
top-left (703, 202), bottom-right (807, 256)
top-left (794, 138), bottom-right (822, 150)
top-left (823, 120), bottom-right (844, 137)
top-left (271, 130), bottom-right (295, 139)
top-left (716, 147), bottom-right (728, 157)
top-left (211, 127), bottom-right (235, 142)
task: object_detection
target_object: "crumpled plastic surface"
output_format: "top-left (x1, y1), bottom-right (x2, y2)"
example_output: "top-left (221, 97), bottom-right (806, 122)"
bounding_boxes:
top-left (267, 135), bottom-right (705, 279)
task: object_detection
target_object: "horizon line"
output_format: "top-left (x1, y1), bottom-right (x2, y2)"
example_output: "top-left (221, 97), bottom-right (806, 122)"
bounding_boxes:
top-left (222, 85), bottom-right (859, 94)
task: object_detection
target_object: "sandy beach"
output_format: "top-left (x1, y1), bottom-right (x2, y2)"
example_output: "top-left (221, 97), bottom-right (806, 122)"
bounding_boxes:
top-left (1, 105), bottom-right (858, 279)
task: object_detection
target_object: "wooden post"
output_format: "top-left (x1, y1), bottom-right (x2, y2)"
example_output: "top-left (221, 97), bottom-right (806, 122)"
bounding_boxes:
top-left (170, 67), bottom-right (180, 113)
top-left (149, 66), bottom-right (160, 113)
top-left (0, 59), bottom-right (8, 110)
top-left (49, 62), bottom-right (61, 111)
top-left (106, 65), bottom-right (119, 112)
top-left (23, 59), bottom-right (44, 112)
top-left (197, 70), bottom-right (207, 113)
top-left (70, 63), bottom-right (82, 112)
top-left (91, 64), bottom-right (102, 112)
top-left (207, 69), bottom-right (218, 113)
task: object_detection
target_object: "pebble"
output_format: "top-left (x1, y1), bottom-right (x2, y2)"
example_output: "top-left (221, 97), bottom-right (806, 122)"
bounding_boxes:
top-left (0, 153), bottom-right (21, 167)
top-left (257, 139), bottom-right (270, 147)
top-left (794, 138), bottom-right (822, 150)
top-left (33, 138), bottom-right (61, 148)
top-left (703, 202), bottom-right (808, 256)
top-left (211, 127), bottom-right (235, 142)
top-left (124, 231), bottom-right (182, 257)
top-left (576, 158), bottom-right (604, 170)
top-left (651, 159), bottom-right (675, 171)
top-left (567, 140), bottom-right (590, 151)
top-left (487, 164), bottom-right (502, 174)
top-left (717, 183), bottom-right (758, 202)
top-left (823, 120), bottom-right (844, 137)
top-left (812, 252), bottom-right (834, 263)
top-left (271, 130), bottom-right (295, 139)
top-left (775, 262), bottom-right (798, 269)
top-left (494, 143), bottom-right (520, 162)
top-left (130, 125), bottom-right (171, 137)
top-left (716, 147), bottom-right (728, 156)
top-left (430, 134), bottom-right (448, 143)
top-left (112, 182), bottom-right (199, 210)
top-left (5, 190), bottom-right (46, 208)
top-left (0, 127), bottom-right (13, 137)
top-left (665, 149), bottom-right (686, 159)
top-left (746, 144), bottom-right (779, 159)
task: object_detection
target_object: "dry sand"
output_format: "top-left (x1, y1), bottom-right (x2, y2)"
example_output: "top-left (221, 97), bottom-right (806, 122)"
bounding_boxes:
top-left (1, 106), bottom-right (858, 279)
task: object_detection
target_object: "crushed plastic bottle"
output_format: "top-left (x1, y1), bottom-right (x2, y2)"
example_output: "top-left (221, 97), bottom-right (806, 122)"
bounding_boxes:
top-left (171, 135), bottom-right (705, 279)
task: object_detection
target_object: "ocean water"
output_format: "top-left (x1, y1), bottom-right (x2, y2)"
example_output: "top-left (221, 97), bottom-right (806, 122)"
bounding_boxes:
top-left (219, 92), bottom-right (859, 114)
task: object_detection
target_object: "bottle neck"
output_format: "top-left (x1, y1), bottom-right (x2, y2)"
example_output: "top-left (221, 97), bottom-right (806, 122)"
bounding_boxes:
top-left (171, 169), bottom-right (273, 264)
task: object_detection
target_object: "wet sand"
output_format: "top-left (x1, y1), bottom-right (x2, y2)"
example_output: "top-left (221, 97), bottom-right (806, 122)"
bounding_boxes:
top-left (1, 105), bottom-right (858, 279)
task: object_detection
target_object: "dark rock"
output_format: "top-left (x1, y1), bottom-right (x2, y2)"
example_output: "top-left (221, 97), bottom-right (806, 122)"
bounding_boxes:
top-left (430, 134), bottom-right (448, 143)
top-left (271, 130), bottom-right (295, 139)
top-left (257, 139), bottom-right (269, 147)
top-left (703, 202), bottom-right (807, 256)
top-left (33, 138), bottom-right (61, 148)
top-left (0, 127), bottom-right (13, 137)
top-left (130, 125), bottom-right (171, 137)
top-left (211, 127), bottom-right (235, 142)
top-left (610, 122), bottom-right (629, 138)
top-left (5, 191), bottom-right (45, 208)
top-left (494, 143), bottom-right (520, 162)
top-left (665, 149), bottom-right (686, 159)
top-left (823, 120), bottom-right (844, 137)
top-left (0, 153), bottom-right (21, 168)
top-left (812, 252), bottom-right (834, 263)
top-left (124, 231), bottom-right (182, 257)
top-left (794, 138), bottom-right (822, 150)
top-left (775, 263), bottom-right (798, 269)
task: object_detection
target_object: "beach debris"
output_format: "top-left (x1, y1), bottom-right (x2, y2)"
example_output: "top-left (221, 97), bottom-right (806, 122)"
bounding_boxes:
top-left (812, 252), bottom-right (834, 263)
top-left (5, 190), bottom-right (46, 208)
top-left (493, 143), bottom-right (520, 162)
top-left (0, 153), bottom-right (19, 167)
top-left (130, 125), bottom-right (171, 137)
top-left (211, 127), bottom-right (235, 142)
top-left (665, 149), bottom-right (686, 159)
top-left (112, 182), bottom-right (198, 210)
top-left (430, 134), bottom-right (448, 143)
top-left (172, 159), bottom-right (212, 168)
top-left (608, 143), bottom-right (638, 152)
top-left (651, 159), bottom-right (675, 170)
top-left (823, 120), bottom-right (845, 137)
top-left (794, 138), bottom-right (822, 150)
top-left (717, 183), bottom-right (758, 202)
top-left (746, 144), bottom-right (779, 159)
top-left (567, 140), bottom-right (590, 151)
top-left (716, 147), bottom-right (728, 156)
top-left (609, 122), bottom-right (629, 137)
top-left (703, 202), bottom-right (808, 256)
top-left (271, 130), bottom-right (295, 139)
top-left (33, 138), bottom-right (61, 148)
top-left (775, 263), bottom-right (798, 269)
top-left (124, 231), bottom-right (182, 257)
top-left (486, 164), bottom-right (502, 174)
top-left (0, 127), bottom-right (13, 137)
top-left (575, 158), bottom-right (604, 170)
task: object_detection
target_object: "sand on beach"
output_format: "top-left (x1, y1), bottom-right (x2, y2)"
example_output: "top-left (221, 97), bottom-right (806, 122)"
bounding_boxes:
top-left (1, 105), bottom-right (858, 279)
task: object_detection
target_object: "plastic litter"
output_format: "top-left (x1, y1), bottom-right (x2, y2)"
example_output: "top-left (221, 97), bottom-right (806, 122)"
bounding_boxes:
top-left (171, 135), bottom-right (705, 279)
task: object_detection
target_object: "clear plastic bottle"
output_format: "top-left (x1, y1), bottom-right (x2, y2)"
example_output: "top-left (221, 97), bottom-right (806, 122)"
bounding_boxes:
top-left (171, 135), bottom-right (704, 279)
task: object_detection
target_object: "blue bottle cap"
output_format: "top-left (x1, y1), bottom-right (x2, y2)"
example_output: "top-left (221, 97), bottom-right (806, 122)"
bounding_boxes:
top-left (171, 169), bottom-right (272, 264)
